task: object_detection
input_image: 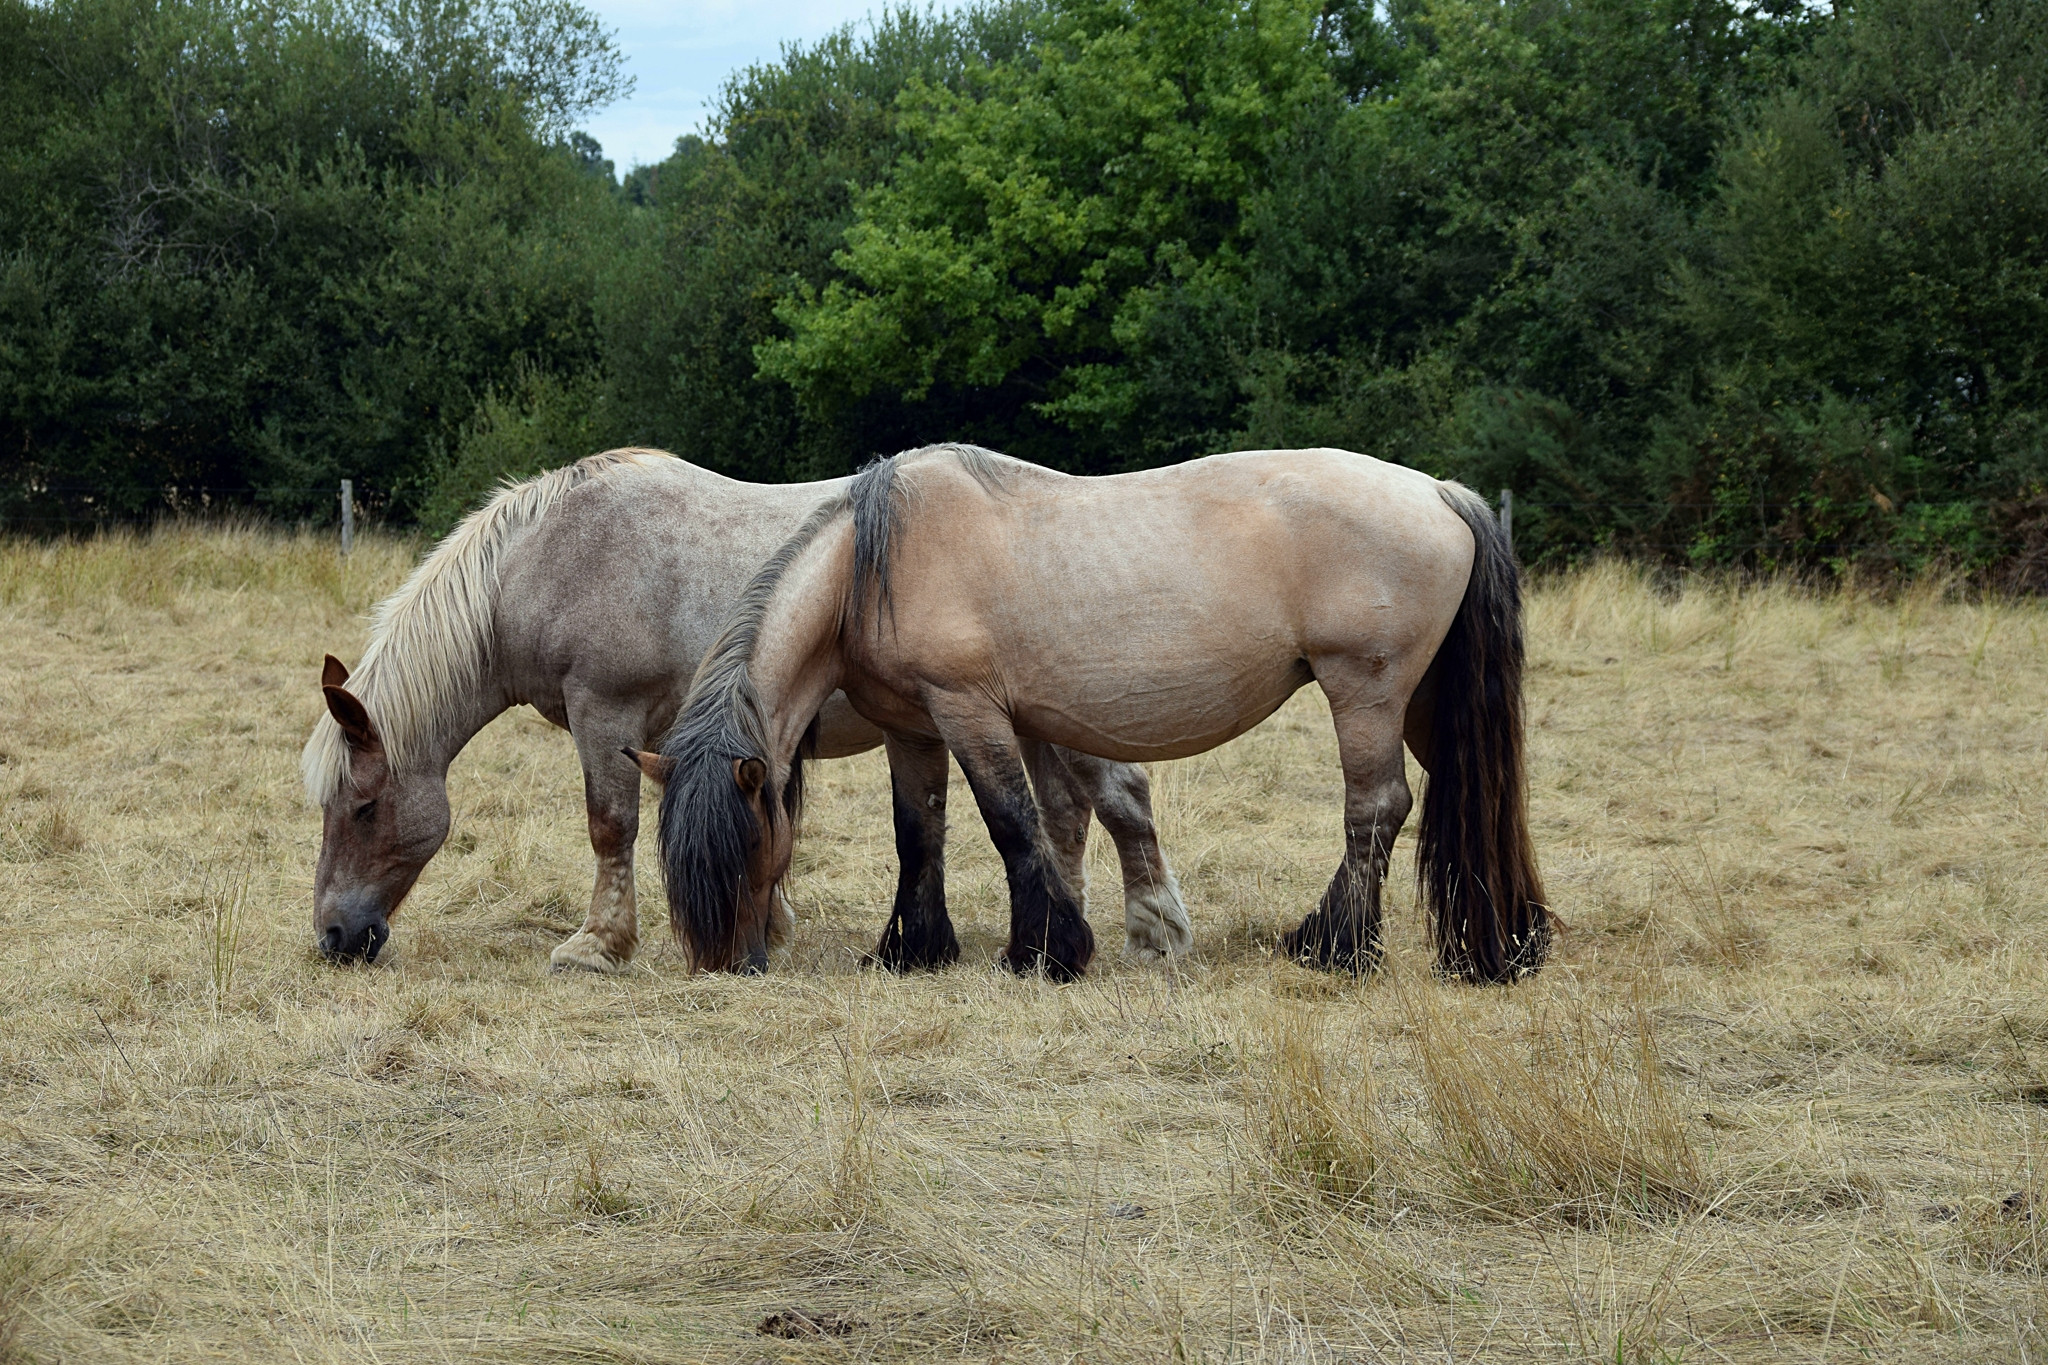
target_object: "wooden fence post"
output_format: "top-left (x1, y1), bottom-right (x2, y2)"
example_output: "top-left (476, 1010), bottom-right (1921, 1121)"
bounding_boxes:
top-left (1498, 487), bottom-right (1513, 556)
top-left (340, 480), bottom-right (354, 556)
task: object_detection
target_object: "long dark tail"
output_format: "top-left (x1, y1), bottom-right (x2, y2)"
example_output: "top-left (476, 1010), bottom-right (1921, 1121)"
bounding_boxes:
top-left (1416, 483), bottom-right (1550, 982)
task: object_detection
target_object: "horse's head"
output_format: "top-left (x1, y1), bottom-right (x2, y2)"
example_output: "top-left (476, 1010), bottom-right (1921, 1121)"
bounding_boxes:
top-left (653, 733), bottom-right (798, 973)
top-left (311, 655), bottom-right (450, 963)
top-left (631, 746), bottom-right (793, 970)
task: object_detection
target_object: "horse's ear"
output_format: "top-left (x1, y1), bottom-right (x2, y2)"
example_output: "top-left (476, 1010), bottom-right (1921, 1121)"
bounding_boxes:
top-left (321, 654), bottom-right (350, 689)
top-left (323, 686), bottom-right (380, 753)
top-left (733, 757), bottom-right (767, 798)
top-left (621, 747), bottom-right (673, 784)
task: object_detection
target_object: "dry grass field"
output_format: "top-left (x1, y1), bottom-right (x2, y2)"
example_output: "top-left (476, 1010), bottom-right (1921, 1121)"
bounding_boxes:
top-left (3, 523), bottom-right (2047, 1363)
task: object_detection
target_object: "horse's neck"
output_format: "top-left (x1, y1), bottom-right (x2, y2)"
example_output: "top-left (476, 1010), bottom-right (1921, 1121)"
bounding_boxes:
top-left (751, 530), bottom-right (854, 766)
top-left (377, 659), bottom-right (513, 781)
top-left (441, 673), bottom-right (514, 773)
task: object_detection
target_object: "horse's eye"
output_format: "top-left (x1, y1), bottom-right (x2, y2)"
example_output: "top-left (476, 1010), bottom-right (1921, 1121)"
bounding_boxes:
top-left (354, 800), bottom-right (377, 822)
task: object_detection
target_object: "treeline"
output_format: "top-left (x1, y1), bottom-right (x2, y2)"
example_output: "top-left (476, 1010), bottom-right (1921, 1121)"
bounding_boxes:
top-left (5, 0), bottom-right (2047, 573)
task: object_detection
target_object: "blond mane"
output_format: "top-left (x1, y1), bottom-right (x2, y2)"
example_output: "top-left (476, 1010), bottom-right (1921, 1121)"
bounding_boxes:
top-left (301, 448), bottom-right (675, 803)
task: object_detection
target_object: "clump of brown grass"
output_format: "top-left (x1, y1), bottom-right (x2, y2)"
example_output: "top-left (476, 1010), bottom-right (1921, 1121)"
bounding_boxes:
top-left (5, 795), bottom-right (86, 861)
top-left (827, 1013), bottom-right (880, 1225)
top-left (34, 802), bottom-right (85, 858)
top-left (1410, 989), bottom-right (1702, 1223)
top-left (572, 1143), bottom-right (639, 1222)
top-left (1658, 844), bottom-right (1769, 967)
top-left (202, 866), bottom-right (249, 1014)
top-left (1251, 1005), bottom-right (1384, 1210)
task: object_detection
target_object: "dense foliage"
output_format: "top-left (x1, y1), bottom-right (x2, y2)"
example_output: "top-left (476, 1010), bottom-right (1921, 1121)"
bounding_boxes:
top-left (0, 0), bottom-right (625, 525)
top-left (6, 0), bottom-right (2046, 572)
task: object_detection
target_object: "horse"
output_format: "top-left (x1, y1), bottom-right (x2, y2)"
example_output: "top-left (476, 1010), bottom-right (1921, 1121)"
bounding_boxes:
top-left (300, 449), bottom-right (1190, 971)
top-left (654, 443), bottom-right (1548, 983)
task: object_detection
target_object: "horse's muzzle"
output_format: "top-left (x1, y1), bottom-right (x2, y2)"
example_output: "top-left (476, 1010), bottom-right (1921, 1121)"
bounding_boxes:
top-left (319, 909), bottom-right (390, 963)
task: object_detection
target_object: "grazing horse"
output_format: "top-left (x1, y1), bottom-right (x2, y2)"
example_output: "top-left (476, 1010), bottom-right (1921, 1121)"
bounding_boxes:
top-left (300, 449), bottom-right (1189, 970)
top-left (656, 444), bottom-right (1548, 983)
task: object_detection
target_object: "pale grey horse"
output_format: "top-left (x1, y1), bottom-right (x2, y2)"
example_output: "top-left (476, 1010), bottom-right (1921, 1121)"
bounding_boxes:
top-left (301, 448), bottom-right (1191, 971)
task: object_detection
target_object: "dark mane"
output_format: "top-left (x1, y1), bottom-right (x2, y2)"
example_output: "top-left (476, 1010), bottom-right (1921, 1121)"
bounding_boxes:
top-left (849, 443), bottom-right (1007, 628)
top-left (656, 495), bottom-right (842, 970)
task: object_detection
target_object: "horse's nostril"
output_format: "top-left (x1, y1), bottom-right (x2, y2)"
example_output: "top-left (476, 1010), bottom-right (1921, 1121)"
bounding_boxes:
top-left (319, 925), bottom-right (346, 957)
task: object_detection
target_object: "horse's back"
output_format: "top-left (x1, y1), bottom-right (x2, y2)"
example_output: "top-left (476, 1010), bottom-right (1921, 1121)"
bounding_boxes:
top-left (493, 453), bottom-right (849, 726)
top-left (904, 445), bottom-right (1470, 629)
top-left (915, 444), bottom-right (1462, 555)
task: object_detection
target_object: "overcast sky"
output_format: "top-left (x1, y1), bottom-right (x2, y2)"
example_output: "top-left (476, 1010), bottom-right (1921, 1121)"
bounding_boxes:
top-left (578, 0), bottom-right (887, 171)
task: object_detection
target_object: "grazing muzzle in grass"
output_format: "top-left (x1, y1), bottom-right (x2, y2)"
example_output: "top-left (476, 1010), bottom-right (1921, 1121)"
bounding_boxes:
top-left (318, 894), bottom-right (390, 963)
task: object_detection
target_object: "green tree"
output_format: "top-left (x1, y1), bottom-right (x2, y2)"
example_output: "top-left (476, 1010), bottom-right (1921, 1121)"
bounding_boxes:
top-left (756, 0), bottom-right (1332, 470)
top-left (1668, 0), bottom-right (2048, 568)
top-left (582, 3), bottom-right (1043, 484)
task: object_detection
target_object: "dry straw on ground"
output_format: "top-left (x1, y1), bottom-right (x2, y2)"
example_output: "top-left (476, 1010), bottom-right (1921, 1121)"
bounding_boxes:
top-left (2, 522), bottom-right (2046, 1361)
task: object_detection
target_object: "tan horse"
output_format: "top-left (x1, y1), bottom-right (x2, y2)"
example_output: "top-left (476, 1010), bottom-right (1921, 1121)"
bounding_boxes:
top-left (301, 449), bottom-right (1188, 971)
top-left (655, 444), bottom-right (1547, 982)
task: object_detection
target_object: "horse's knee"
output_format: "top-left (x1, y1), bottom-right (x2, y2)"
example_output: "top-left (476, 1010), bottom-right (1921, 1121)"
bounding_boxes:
top-left (1083, 765), bottom-right (1155, 840)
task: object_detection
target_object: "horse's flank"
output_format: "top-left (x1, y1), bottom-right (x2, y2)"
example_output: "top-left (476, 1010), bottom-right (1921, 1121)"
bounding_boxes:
top-left (300, 448), bottom-right (676, 802)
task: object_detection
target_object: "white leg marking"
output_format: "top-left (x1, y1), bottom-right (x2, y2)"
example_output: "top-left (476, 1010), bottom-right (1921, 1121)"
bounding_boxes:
top-left (1124, 869), bottom-right (1192, 963)
top-left (550, 929), bottom-right (630, 974)
top-left (550, 863), bottom-right (637, 974)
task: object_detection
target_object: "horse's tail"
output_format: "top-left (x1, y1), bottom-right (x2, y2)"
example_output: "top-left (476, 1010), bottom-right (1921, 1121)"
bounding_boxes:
top-left (1415, 482), bottom-right (1550, 982)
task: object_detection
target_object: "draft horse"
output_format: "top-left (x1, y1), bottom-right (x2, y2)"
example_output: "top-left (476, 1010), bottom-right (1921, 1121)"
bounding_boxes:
top-left (301, 449), bottom-right (1188, 971)
top-left (657, 444), bottom-right (1548, 982)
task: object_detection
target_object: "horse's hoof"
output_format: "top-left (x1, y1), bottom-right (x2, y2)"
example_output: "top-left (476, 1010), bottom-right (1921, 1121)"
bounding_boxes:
top-left (867, 944), bottom-right (917, 974)
top-left (998, 946), bottom-right (1083, 983)
top-left (1126, 938), bottom-right (1190, 967)
top-left (1124, 882), bottom-right (1192, 962)
top-left (549, 932), bottom-right (631, 975)
top-left (1279, 923), bottom-right (1379, 975)
top-left (873, 928), bottom-right (961, 973)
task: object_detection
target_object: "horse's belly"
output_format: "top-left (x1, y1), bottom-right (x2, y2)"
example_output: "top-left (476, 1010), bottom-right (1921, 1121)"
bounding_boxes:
top-left (812, 692), bottom-right (885, 758)
top-left (1010, 654), bottom-right (1311, 763)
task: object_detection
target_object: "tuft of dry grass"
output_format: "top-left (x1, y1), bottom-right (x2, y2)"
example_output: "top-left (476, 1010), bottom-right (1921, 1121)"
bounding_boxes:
top-left (1252, 1005), bottom-right (1385, 1209)
top-left (202, 865), bottom-right (250, 1014)
top-left (1410, 988), bottom-right (1702, 1222)
top-left (3, 527), bottom-right (2048, 1360)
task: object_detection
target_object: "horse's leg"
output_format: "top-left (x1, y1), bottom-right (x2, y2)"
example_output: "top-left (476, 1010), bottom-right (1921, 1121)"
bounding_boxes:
top-left (550, 707), bottom-right (646, 974)
top-left (1021, 739), bottom-right (1094, 915)
top-left (1279, 697), bottom-right (1412, 974)
top-left (930, 704), bottom-right (1096, 981)
top-left (1053, 749), bottom-right (1191, 963)
top-left (871, 731), bottom-right (960, 970)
